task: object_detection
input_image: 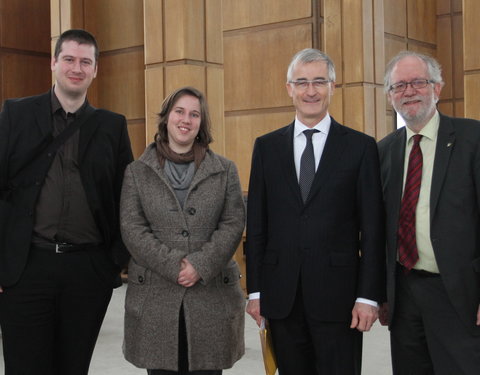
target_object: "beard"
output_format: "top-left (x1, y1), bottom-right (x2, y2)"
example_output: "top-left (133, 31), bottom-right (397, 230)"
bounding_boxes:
top-left (395, 94), bottom-right (437, 127)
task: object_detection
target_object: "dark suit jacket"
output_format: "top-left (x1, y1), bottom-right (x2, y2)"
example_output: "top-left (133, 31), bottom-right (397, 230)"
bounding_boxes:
top-left (246, 118), bottom-right (385, 322)
top-left (0, 91), bottom-right (133, 287)
top-left (378, 113), bottom-right (480, 335)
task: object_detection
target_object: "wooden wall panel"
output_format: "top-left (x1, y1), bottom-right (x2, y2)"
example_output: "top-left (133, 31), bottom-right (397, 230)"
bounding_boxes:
top-left (127, 121), bottom-right (147, 159)
top-left (225, 111), bottom-right (295, 190)
top-left (463, 0), bottom-right (480, 71)
top-left (437, 0), bottom-right (451, 14)
top-left (85, 0), bottom-right (144, 51)
top-left (407, 0), bottom-right (436, 44)
top-left (164, 0), bottom-right (205, 61)
top-left (223, 0), bottom-right (311, 31)
top-left (376, 87), bottom-right (390, 139)
top-left (436, 17), bottom-right (452, 99)
top-left (96, 49), bottom-right (145, 119)
top-left (224, 24), bottom-right (311, 111)
top-left (206, 0), bottom-right (223, 64)
top-left (329, 87), bottom-right (343, 124)
top-left (207, 67), bottom-right (225, 154)
top-left (384, 37), bottom-right (406, 67)
top-left (343, 0), bottom-right (374, 84)
top-left (452, 14), bottom-right (463, 99)
top-left (144, 0), bottom-right (163, 64)
top-left (454, 100), bottom-right (464, 118)
top-left (144, 67), bottom-right (164, 142)
top-left (323, 0), bottom-right (342, 84)
top-left (438, 102), bottom-right (454, 116)
top-left (343, 86), bottom-right (375, 135)
top-left (0, 53), bottom-right (51, 100)
top-left (384, 0), bottom-right (406, 36)
top-left (1, 0), bottom-right (50, 52)
top-left (464, 67), bottom-right (480, 120)
top-left (164, 65), bottom-right (206, 94)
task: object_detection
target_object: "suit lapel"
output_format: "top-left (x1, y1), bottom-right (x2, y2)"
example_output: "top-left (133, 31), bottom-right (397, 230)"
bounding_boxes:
top-left (306, 119), bottom-right (346, 204)
top-left (389, 128), bottom-right (407, 225)
top-left (430, 115), bottom-right (455, 219)
top-left (276, 123), bottom-right (304, 206)
top-left (33, 92), bottom-right (53, 138)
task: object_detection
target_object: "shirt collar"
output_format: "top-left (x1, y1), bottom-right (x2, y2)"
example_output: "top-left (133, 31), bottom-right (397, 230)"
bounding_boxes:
top-left (50, 86), bottom-right (88, 117)
top-left (293, 113), bottom-right (331, 138)
top-left (405, 110), bottom-right (440, 144)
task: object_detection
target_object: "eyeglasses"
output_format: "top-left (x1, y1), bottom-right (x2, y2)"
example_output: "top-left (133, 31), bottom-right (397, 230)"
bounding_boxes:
top-left (389, 79), bottom-right (434, 93)
top-left (288, 79), bottom-right (332, 90)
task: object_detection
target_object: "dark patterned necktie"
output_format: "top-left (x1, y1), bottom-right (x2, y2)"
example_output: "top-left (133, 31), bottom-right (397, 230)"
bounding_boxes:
top-left (299, 129), bottom-right (319, 202)
top-left (397, 134), bottom-right (423, 270)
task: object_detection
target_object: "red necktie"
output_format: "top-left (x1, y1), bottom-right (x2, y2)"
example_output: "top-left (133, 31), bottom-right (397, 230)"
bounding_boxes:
top-left (397, 134), bottom-right (423, 270)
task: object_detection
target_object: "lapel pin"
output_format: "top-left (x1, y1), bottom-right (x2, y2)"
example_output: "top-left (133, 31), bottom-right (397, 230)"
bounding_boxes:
top-left (447, 143), bottom-right (452, 147)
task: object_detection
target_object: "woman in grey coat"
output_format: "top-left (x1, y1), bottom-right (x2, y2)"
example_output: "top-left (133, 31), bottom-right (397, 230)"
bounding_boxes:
top-left (120, 87), bottom-right (245, 374)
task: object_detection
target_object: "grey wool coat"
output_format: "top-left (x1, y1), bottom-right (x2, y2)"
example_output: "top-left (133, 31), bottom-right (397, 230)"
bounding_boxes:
top-left (120, 143), bottom-right (246, 371)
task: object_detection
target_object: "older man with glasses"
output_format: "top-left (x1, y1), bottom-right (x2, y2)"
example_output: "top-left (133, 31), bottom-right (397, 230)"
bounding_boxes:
top-left (378, 50), bottom-right (480, 375)
top-left (245, 48), bottom-right (385, 375)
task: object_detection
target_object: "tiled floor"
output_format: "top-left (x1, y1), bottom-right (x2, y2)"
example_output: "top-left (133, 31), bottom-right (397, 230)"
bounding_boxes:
top-left (1, 285), bottom-right (392, 374)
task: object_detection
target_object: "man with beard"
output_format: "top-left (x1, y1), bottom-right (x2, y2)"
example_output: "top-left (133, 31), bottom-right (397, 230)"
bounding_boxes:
top-left (378, 51), bottom-right (480, 375)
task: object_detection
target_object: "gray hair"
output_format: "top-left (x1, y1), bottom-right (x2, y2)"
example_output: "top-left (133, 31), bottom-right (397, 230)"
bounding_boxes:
top-left (286, 48), bottom-right (336, 82)
top-left (384, 51), bottom-right (444, 93)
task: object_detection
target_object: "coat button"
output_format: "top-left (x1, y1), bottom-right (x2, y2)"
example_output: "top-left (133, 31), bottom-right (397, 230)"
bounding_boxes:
top-left (223, 277), bottom-right (229, 284)
top-left (182, 230), bottom-right (189, 237)
top-left (188, 207), bottom-right (196, 215)
top-left (138, 275), bottom-right (144, 283)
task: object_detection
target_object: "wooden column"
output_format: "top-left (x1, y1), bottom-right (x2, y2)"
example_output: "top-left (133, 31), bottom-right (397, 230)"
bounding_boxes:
top-left (0, 0), bottom-right (51, 103)
top-left (324, 0), bottom-right (386, 138)
top-left (436, 0), bottom-right (464, 117)
top-left (463, 0), bottom-right (480, 120)
top-left (50, 0), bottom-right (146, 158)
top-left (144, 0), bottom-right (225, 154)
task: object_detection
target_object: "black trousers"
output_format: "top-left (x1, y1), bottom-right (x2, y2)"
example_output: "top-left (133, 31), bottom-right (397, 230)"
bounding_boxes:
top-left (0, 247), bottom-right (113, 375)
top-left (268, 285), bottom-right (362, 375)
top-left (148, 305), bottom-right (222, 375)
top-left (391, 267), bottom-right (480, 375)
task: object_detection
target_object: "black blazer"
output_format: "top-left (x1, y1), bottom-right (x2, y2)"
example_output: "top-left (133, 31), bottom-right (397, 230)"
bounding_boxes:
top-left (246, 119), bottom-right (385, 322)
top-left (378, 113), bottom-right (480, 335)
top-left (0, 91), bottom-right (133, 287)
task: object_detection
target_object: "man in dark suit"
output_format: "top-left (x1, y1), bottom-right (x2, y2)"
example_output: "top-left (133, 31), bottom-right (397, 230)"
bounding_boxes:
top-left (245, 48), bottom-right (385, 374)
top-left (0, 29), bottom-right (133, 374)
top-left (378, 51), bottom-right (480, 374)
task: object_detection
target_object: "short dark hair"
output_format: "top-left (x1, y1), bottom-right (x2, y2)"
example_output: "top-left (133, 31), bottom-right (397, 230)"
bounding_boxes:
top-left (155, 87), bottom-right (213, 147)
top-left (54, 29), bottom-right (99, 63)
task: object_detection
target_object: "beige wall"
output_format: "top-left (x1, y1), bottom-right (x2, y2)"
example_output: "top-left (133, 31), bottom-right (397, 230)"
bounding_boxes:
top-left (2, 1), bottom-right (478, 184)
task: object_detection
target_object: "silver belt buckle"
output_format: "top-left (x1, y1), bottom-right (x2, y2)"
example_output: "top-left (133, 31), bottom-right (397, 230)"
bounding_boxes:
top-left (55, 243), bottom-right (65, 254)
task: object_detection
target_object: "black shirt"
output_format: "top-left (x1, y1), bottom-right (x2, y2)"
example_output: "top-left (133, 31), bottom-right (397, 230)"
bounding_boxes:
top-left (32, 90), bottom-right (102, 245)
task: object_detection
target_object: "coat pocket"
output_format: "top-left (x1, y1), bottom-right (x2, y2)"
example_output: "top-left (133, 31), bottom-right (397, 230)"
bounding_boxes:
top-left (217, 260), bottom-right (245, 319)
top-left (125, 260), bottom-right (151, 320)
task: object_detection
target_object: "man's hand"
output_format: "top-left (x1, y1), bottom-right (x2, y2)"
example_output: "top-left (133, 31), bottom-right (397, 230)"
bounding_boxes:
top-left (476, 304), bottom-right (480, 326)
top-left (0, 286), bottom-right (3, 293)
top-left (350, 302), bottom-right (378, 332)
top-left (246, 299), bottom-right (263, 327)
top-left (378, 303), bottom-right (389, 326)
top-left (177, 258), bottom-right (200, 288)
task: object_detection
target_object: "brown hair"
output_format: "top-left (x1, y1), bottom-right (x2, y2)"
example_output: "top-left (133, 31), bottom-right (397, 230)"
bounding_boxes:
top-left (154, 86), bottom-right (213, 147)
top-left (54, 29), bottom-right (99, 63)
